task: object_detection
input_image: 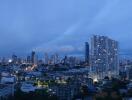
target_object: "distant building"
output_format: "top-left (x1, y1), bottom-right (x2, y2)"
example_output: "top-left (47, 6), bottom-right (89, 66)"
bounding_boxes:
top-left (51, 77), bottom-right (94, 100)
top-left (21, 82), bottom-right (36, 93)
top-left (52, 78), bottom-right (81, 100)
top-left (17, 58), bottom-right (22, 64)
top-left (126, 66), bottom-right (132, 80)
top-left (90, 35), bottom-right (119, 79)
top-left (52, 53), bottom-right (60, 64)
top-left (27, 56), bottom-right (31, 64)
top-left (31, 51), bottom-right (35, 64)
top-left (85, 42), bottom-right (89, 65)
top-left (12, 54), bottom-right (17, 64)
top-left (1, 76), bottom-right (15, 84)
top-left (44, 53), bottom-right (49, 64)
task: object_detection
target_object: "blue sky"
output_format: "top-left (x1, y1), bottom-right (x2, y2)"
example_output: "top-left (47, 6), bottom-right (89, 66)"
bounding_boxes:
top-left (0, 0), bottom-right (132, 56)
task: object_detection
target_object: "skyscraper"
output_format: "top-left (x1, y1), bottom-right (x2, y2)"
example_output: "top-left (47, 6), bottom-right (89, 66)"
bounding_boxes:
top-left (85, 42), bottom-right (89, 65)
top-left (44, 53), bottom-right (49, 64)
top-left (31, 51), bottom-right (35, 64)
top-left (90, 35), bottom-right (119, 79)
top-left (12, 54), bottom-right (17, 64)
top-left (27, 56), bottom-right (31, 64)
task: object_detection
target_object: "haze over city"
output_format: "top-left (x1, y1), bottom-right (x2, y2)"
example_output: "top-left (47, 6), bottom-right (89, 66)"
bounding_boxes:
top-left (1, 1), bottom-right (132, 100)
top-left (0, 0), bottom-right (132, 56)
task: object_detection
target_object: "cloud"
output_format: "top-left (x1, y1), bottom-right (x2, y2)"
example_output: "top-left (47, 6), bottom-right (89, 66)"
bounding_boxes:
top-left (0, 0), bottom-right (132, 56)
top-left (35, 45), bottom-right (75, 54)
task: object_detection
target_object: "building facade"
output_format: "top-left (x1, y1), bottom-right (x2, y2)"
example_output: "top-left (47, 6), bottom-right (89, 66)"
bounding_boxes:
top-left (90, 35), bottom-right (119, 79)
top-left (31, 51), bottom-right (36, 64)
top-left (85, 42), bottom-right (90, 65)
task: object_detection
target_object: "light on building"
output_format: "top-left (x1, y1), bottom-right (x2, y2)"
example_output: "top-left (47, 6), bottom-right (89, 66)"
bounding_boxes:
top-left (8, 59), bottom-right (12, 63)
top-left (93, 78), bottom-right (98, 82)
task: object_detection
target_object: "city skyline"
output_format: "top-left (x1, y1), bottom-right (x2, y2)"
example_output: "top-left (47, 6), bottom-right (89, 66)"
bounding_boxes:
top-left (0, 1), bottom-right (132, 100)
top-left (0, 0), bottom-right (132, 57)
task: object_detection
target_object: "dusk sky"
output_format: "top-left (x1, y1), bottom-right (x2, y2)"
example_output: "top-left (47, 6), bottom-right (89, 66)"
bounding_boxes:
top-left (0, 0), bottom-right (132, 56)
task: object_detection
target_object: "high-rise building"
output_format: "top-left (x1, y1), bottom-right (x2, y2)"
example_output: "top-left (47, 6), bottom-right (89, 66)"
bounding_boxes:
top-left (12, 54), bottom-right (17, 64)
top-left (90, 35), bottom-right (119, 79)
top-left (27, 56), bottom-right (31, 64)
top-left (85, 42), bottom-right (89, 65)
top-left (31, 51), bottom-right (35, 64)
top-left (44, 53), bottom-right (49, 64)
